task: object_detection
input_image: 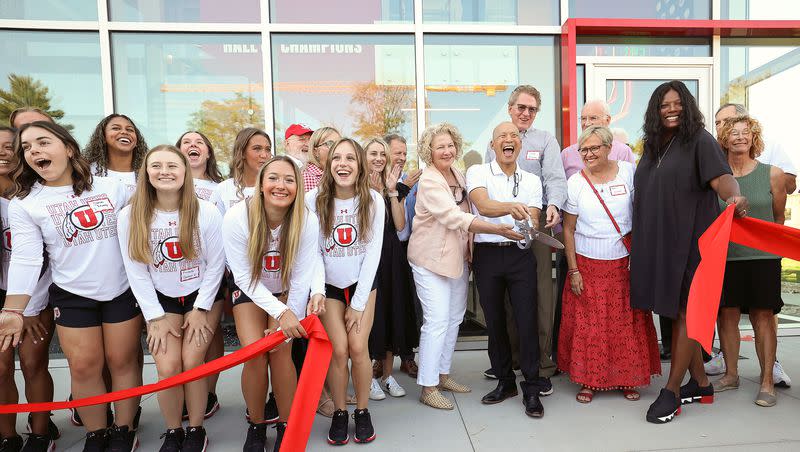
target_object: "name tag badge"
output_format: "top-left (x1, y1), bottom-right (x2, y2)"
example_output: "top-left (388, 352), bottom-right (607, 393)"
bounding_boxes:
top-left (87, 196), bottom-right (115, 213)
top-left (526, 150), bottom-right (541, 160)
top-left (180, 266), bottom-right (200, 282)
top-left (609, 184), bottom-right (627, 196)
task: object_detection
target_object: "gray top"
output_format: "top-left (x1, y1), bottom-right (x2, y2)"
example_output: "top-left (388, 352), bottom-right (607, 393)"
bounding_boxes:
top-left (484, 127), bottom-right (567, 209)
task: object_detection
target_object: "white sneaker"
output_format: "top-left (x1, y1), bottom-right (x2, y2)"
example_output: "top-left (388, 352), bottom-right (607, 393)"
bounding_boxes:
top-left (704, 352), bottom-right (726, 376)
top-left (382, 375), bottom-right (407, 397)
top-left (369, 378), bottom-right (386, 400)
top-left (774, 361), bottom-right (792, 388)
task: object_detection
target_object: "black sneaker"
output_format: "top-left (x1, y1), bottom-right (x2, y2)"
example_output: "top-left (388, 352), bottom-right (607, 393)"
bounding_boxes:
top-left (182, 426), bottom-right (208, 452)
top-left (646, 388), bottom-right (681, 424)
top-left (158, 428), bottom-right (184, 452)
top-left (352, 408), bottom-right (375, 444)
top-left (82, 429), bottom-right (108, 452)
top-left (132, 406), bottom-right (142, 431)
top-left (20, 433), bottom-right (54, 452)
top-left (264, 392), bottom-right (279, 424)
top-left (107, 424), bottom-right (139, 452)
top-left (483, 368), bottom-right (497, 379)
top-left (26, 413), bottom-right (60, 440)
top-left (679, 378), bottom-right (714, 405)
top-left (205, 392), bottom-right (220, 419)
top-left (327, 409), bottom-right (349, 445)
top-left (243, 422), bottom-right (268, 452)
top-left (273, 422), bottom-right (286, 452)
top-left (538, 377), bottom-right (554, 396)
top-left (0, 435), bottom-right (23, 452)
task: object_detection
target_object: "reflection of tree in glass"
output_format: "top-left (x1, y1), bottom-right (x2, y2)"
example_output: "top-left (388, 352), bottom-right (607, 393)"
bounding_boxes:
top-left (187, 93), bottom-right (265, 167)
top-left (0, 74), bottom-right (72, 131)
top-left (349, 82), bottom-right (413, 141)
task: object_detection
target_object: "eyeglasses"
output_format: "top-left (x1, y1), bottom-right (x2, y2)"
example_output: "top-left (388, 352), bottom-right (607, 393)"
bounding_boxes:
top-left (729, 130), bottom-right (752, 138)
top-left (450, 184), bottom-right (467, 205)
top-left (315, 140), bottom-right (335, 149)
top-left (579, 115), bottom-right (605, 123)
top-left (512, 173), bottom-right (520, 197)
top-left (515, 104), bottom-right (539, 115)
top-left (578, 145), bottom-right (604, 155)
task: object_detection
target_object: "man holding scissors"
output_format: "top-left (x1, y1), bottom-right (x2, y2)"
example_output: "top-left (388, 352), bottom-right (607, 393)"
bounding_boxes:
top-left (468, 121), bottom-right (550, 418)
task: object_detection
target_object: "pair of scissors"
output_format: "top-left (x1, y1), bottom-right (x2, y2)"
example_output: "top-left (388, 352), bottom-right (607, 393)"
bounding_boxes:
top-left (515, 218), bottom-right (565, 250)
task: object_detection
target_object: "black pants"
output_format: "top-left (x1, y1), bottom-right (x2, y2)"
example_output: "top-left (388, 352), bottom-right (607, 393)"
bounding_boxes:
top-left (473, 243), bottom-right (540, 396)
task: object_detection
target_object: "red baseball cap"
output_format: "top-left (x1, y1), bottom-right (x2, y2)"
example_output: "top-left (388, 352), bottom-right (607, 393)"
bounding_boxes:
top-left (284, 123), bottom-right (313, 140)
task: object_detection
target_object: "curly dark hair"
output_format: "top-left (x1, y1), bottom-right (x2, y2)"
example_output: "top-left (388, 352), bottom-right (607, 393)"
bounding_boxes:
top-left (175, 130), bottom-right (224, 183)
top-left (83, 114), bottom-right (148, 176)
top-left (12, 121), bottom-right (93, 199)
top-left (642, 80), bottom-right (705, 159)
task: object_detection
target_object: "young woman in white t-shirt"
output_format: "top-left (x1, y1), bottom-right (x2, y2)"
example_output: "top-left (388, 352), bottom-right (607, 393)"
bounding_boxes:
top-left (222, 156), bottom-right (324, 451)
top-left (0, 126), bottom-right (59, 451)
top-left (307, 138), bottom-right (384, 445)
top-left (176, 130), bottom-right (227, 418)
top-left (0, 122), bottom-right (141, 451)
top-left (84, 114), bottom-right (149, 193)
top-left (210, 128), bottom-right (272, 216)
top-left (118, 145), bottom-right (225, 451)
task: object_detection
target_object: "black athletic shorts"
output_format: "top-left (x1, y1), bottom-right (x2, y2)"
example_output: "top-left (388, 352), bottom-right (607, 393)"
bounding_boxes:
top-left (325, 278), bottom-right (377, 306)
top-left (49, 284), bottom-right (140, 328)
top-left (229, 278), bottom-right (284, 306)
top-left (157, 289), bottom-right (205, 315)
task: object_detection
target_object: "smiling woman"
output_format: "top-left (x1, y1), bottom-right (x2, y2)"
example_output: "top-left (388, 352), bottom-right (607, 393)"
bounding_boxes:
top-left (84, 114), bottom-right (149, 192)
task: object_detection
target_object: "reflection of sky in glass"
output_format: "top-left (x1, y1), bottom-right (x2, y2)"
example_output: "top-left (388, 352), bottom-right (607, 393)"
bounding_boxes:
top-left (723, 0), bottom-right (800, 19)
top-left (422, 0), bottom-right (559, 25)
top-left (0, 0), bottom-right (97, 20)
top-left (424, 35), bottom-right (558, 168)
top-left (605, 79), bottom-right (698, 145)
top-left (109, 0), bottom-right (260, 22)
top-left (271, 34), bottom-right (416, 159)
top-left (570, 0), bottom-right (710, 19)
top-left (270, 0), bottom-right (413, 23)
top-left (0, 31), bottom-right (103, 147)
top-left (112, 33), bottom-right (264, 149)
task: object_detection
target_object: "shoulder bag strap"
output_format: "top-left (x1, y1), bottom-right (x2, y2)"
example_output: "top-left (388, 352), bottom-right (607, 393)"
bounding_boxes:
top-left (579, 169), bottom-right (623, 237)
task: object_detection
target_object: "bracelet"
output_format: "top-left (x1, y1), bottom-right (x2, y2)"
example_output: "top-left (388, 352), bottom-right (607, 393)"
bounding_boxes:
top-left (1, 307), bottom-right (24, 312)
top-left (0, 310), bottom-right (23, 321)
top-left (567, 268), bottom-right (580, 277)
top-left (147, 314), bottom-right (167, 324)
top-left (387, 191), bottom-right (399, 198)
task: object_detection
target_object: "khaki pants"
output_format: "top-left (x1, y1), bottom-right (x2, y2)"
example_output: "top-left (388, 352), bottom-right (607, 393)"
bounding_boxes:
top-left (505, 210), bottom-right (557, 377)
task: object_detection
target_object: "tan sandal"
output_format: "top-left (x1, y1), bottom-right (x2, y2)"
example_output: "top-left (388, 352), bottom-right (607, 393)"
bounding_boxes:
top-left (438, 377), bottom-right (472, 393)
top-left (317, 388), bottom-right (335, 417)
top-left (346, 393), bottom-right (357, 405)
top-left (420, 389), bottom-right (454, 410)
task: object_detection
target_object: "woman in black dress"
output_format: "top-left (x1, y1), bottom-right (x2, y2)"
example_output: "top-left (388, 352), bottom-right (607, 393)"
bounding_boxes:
top-left (364, 137), bottom-right (418, 400)
top-left (630, 81), bottom-right (748, 424)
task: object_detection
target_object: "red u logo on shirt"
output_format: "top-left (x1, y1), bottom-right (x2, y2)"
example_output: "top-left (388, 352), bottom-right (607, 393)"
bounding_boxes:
top-left (160, 237), bottom-right (184, 262)
top-left (69, 205), bottom-right (103, 231)
top-left (333, 223), bottom-right (357, 247)
top-left (2, 228), bottom-right (10, 252)
top-left (264, 250), bottom-right (281, 272)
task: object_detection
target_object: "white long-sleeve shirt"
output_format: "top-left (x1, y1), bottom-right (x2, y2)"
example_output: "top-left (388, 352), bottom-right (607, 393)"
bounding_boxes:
top-left (117, 200), bottom-right (225, 321)
top-left (91, 163), bottom-right (137, 193)
top-left (8, 177), bottom-right (130, 301)
top-left (0, 197), bottom-right (52, 316)
top-left (305, 188), bottom-right (384, 312)
top-left (210, 178), bottom-right (254, 216)
top-left (193, 178), bottom-right (219, 201)
top-left (222, 200), bottom-right (323, 319)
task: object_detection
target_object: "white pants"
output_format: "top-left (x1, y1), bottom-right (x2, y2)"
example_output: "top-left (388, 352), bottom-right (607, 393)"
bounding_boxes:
top-left (411, 262), bottom-right (469, 387)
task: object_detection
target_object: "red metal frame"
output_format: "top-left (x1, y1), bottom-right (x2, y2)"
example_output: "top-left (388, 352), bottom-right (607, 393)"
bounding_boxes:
top-left (560, 18), bottom-right (800, 145)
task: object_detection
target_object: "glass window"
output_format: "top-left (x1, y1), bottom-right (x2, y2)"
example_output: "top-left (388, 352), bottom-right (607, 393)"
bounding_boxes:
top-left (270, 0), bottom-right (412, 24)
top-left (569, 0), bottom-right (710, 19)
top-left (109, 0), bottom-right (260, 23)
top-left (271, 34), bottom-right (417, 168)
top-left (422, 0), bottom-right (559, 25)
top-left (722, 0), bottom-right (800, 19)
top-left (112, 33), bottom-right (264, 166)
top-left (0, 0), bottom-right (97, 20)
top-left (577, 37), bottom-right (710, 57)
top-left (0, 31), bottom-right (103, 146)
top-left (424, 35), bottom-right (559, 169)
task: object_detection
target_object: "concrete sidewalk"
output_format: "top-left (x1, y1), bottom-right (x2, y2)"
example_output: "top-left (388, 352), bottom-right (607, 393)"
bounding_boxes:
top-left (13, 335), bottom-right (800, 451)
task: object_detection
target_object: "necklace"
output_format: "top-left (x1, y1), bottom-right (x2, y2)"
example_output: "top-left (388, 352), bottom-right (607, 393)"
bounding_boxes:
top-left (657, 136), bottom-right (676, 168)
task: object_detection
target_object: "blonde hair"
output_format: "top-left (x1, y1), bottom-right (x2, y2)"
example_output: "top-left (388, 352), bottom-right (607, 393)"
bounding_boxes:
top-left (247, 156), bottom-right (305, 290)
top-left (316, 138), bottom-right (375, 242)
top-left (230, 127), bottom-right (272, 200)
top-left (308, 126), bottom-right (340, 168)
top-left (717, 115), bottom-right (764, 159)
top-left (127, 145), bottom-right (200, 263)
top-left (417, 123), bottom-right (464, 165)
top-left (363, 137), bottom-right (391, 193)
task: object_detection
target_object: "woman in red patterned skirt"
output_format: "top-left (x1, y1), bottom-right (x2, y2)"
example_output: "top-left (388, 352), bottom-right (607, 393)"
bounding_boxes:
top-left (558, 125), bottom-right (660, 403)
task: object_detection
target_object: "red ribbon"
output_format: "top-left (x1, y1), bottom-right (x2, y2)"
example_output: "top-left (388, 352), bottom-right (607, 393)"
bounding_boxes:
top-left (687, 205), bottom-right (800, 352)
top-left (0, 315), bottom-right (331, 452)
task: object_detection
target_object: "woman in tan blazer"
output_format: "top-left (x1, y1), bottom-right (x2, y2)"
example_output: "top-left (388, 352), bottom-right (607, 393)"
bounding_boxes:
top-left (408, 123), bottom-right (522, 409)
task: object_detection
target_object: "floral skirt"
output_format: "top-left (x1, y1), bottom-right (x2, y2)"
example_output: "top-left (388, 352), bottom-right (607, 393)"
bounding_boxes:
top-left (557, 255), bottom-right (661, 390)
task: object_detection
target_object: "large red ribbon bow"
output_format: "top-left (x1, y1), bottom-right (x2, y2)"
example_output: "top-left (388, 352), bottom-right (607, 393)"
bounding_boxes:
top-left (0, 315), bottom-right (331, 452)
top-left (688, 205), bottom-right (800, 352)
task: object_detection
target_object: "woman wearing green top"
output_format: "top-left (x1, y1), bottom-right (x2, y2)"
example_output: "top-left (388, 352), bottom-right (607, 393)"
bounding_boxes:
top-left (714, 115), bottom-right (787, 407)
